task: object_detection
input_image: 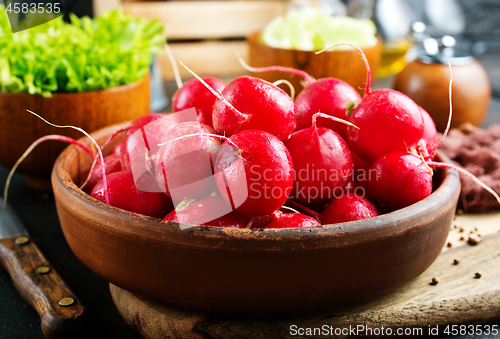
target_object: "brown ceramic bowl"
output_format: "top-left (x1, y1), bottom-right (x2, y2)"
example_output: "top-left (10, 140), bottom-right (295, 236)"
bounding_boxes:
top-left (247, 31), bottom-right (382, 97)
top-left (52, 122), bottom-right (460, 315)
top-left (0, 75), bottom-right (150, 190)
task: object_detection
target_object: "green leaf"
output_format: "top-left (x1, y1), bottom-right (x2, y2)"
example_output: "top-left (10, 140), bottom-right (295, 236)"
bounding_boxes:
top-left (0, 5), bottom-right (164, 95)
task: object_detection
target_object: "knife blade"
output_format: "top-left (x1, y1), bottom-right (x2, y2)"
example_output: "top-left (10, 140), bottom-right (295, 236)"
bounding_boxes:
top-left (0, 197), bottom-right (86, 339)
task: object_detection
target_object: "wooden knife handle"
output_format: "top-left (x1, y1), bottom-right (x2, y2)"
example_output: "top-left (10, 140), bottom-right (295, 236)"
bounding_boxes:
top-left (0, 235), bottom-right (87, 339)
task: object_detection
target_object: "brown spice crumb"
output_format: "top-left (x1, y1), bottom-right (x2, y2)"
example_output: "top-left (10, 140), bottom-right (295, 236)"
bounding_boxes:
top-left (446, 242), bottom-right (453, 248)
top-left (470, 230), bottom-right (474, 234)
top-left (474, 227), bottom-right (478, 232)
top-left (468, 235), bottom-right (482, 245)
top-left (453, 259), bottom-right (460, 265)
top-left (431, 277), bottom-right (440, 285)
top-left (474, 272), bottom-right (482, 279)
top-left (456, 209), bottom-right (464, 215)
top-left (453, 224), bottom-right (457, 228)
top-left (459, 227), bottom-right (465, 233)
top-left (460, 236), bottom-right (465, 241)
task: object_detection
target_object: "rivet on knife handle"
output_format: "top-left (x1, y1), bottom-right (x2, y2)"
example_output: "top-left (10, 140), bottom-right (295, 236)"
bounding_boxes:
top-left (0, 236), bottom-right (87, 339)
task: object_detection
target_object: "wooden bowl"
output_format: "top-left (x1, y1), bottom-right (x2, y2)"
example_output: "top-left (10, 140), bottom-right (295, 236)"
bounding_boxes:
top-left (0, 75), bottom-right (150, 190)
top-left (247, 32), bottom-right (383, 96)
top-left (52, 123), bottom-right (460, 315)
top-left (394, 60), bottom-right (491, 132)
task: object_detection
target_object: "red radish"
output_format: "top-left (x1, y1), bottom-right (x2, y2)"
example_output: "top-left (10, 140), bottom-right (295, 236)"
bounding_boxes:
top-left (316, 44), bottom-right (424, 163)
top-left (179, 61), bottom-right (296, 141)
top-left (319, 194), bottom-right (379, 224)
top-left (163, 197), bottom-right (250, 228)
top-left (172, 77), bottom-right (227, 128)
top-left (361, 151), bottom-right (433, 212)
top-left (346, 88), bottom-right (424, 163)
top-left (294, 78), bottom-right (361, 138)
top-left (212, 76), bottom-right (296, 141)
top-left (351, 150), bottom-right (371, 183)
top-left (155, 121), bottom-right (222, 203)
top-left (108, 140), bottom-right (123, 156)
top-left (214, 129), bottom-right (294, 216)
top-left (82, 153), bottom-right (122, 194)
top-left (121, 114), bottom-right (171, 171)
top-left (258, 211), bottom-right (320, 229)
top-left (417, 106), bottom-right (438, 160)
top-left (91, 171), bottom-right (173, 218)
top-left (284, 113), bottom-right (353, 203)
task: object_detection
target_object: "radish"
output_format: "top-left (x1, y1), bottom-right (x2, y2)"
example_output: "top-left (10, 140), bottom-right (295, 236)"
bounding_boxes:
top-left (121, 113), bottom-right (172, 171)
top-left (319, 193), bottom-right (379, 224)
top-left (154, 121), bottom-right (223, 203)
top-left (294, 78), bottom-right (361, 138)
top-left (214, 129), bottom-right (294, 216)
top-left (81, 153), bottom-right (122, 194)
top-left (361, 151), bottom-right (433, 212)
top-left (284, 113), bottom-right (353, 203)
top-left (351, 150), bottom-right (371, 183)
top-left (163, 196), bottom-right (249, 228)
top-left (211, 76), bottom-right (296, 141)
top-left (416, 106), bottom-right (438, 160)
top-left (346, 88), bottom-right (424, 163)
top-left (172, 77), bottom-right (227, 128)
top-left (108, 141), bottom-right (123, 156)
top-left (237, 56), bottom-right (360, 138)
top-left (91, 171), bottom-right (173, 218)
top-left (258, 211), bottom-right (320, 228)
top-left (179, 61), bottom-right (296, 141)
top-left (315, 44), bottom-right (424, 164)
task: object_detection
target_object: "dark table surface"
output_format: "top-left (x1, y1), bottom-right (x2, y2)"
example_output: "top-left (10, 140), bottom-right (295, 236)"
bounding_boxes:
top-left (1, 53), bottom-right (500, 339)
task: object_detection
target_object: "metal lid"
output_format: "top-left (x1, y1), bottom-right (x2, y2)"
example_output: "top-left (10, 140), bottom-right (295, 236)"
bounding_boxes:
top-left (411, 22), bottom-right (474, 66)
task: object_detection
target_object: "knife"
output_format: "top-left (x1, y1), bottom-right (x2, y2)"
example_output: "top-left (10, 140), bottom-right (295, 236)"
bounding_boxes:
top-left (0, 197), bottom-right (86, 339)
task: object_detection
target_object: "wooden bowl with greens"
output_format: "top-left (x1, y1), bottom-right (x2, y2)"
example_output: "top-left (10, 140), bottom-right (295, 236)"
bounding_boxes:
top-left (0, 8), bottom-right (164, 189)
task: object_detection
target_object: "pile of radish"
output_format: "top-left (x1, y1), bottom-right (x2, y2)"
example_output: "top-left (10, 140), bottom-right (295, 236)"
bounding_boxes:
top-left (6, 45), bottom-right (500, 229)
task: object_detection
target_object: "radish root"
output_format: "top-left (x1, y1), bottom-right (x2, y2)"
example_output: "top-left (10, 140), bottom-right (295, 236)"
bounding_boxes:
top-left (237, 54), bottom-right (315, 85)
top-left (273, 79), bottom-right (296, 100)
top-left (316, 43), bottom-right (371, 97)
top-left (312, 112), bottom-right (360, 130)
top-left (164, 43), bottom-right (183, 90)
top-left (24, 110), bottom-right (110, 205)
top-left (3, 135), bottom-right (95, 209)
top-left (428, 161), bottom-right (500, 206)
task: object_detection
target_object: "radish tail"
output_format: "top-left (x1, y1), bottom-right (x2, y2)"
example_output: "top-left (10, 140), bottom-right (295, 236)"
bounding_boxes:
top-left (237, 54), bottom-right (315, 85)
top-left (158, 132), bottom-right (240, 151)
top-left (164, 43), bottom-right (183, 89)
top-left (430, 62), bottom-right (453, 158)
top-left (273, 79), bottom-right (296, 100)
top-left (428, 161), bottom-right (500, 206)
top-left (316, 43), bottom-right (371, 97)
top-left (3, 135), bottom-right (95, 209)
top-left (25, 110), bottom-right (110, 205)
top-left (312, 112), bottom-right (360, 130)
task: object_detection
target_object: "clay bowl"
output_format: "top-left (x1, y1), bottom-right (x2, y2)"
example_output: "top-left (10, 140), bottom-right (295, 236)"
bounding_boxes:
top-left (52, 122), bottom-right (460, 315)
top-left (0, 75), bottom-right (150, 190)
top-left (247, 31), bottom-right (383, 97)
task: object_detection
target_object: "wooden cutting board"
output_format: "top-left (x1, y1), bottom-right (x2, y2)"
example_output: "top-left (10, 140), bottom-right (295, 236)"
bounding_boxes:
top-left (110, 212), bottom-right (500, 339)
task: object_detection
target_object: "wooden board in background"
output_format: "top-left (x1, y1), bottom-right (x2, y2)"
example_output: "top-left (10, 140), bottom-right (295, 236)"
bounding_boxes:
top-left (110, 212), bottom-right (500, 339)
top-left (93, 0), bottom-right (286, 40)
top-left (158, 40), bottom-right (249, 80)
